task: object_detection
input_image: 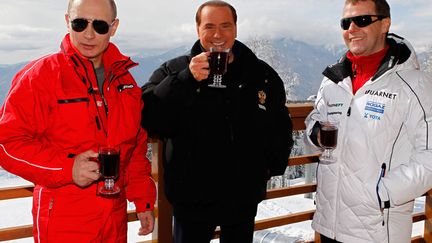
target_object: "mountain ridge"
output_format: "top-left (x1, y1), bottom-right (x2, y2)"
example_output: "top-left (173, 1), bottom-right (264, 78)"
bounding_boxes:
top-left (8, 38), bottom-right (424, 104)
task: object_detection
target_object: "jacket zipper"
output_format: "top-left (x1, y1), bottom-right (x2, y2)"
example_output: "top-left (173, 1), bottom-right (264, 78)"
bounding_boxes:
top-left (100, 61), bottom-right (129, 117)
top-left (353, 64), bottom-right (357, 78)
top-left (100, 93), bottom-right (109, 116)
top-left (93, 62), bottom-right (109, 117)
top-left (332, 94), bottom-right (354, 240)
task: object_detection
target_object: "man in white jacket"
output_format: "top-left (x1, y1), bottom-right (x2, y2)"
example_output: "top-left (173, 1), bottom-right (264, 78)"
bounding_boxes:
top-left (306, 0), bottom-right (432, 242)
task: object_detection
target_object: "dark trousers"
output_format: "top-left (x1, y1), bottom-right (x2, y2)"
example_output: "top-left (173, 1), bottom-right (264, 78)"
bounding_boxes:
top-left (173, 216), bottom-right (255, 243)
top-left (320, 234), bottom-right (342, 243)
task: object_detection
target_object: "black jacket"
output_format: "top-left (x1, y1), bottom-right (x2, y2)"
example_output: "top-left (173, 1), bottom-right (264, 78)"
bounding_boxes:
top-left (141, 40), bottom-right (293, 223)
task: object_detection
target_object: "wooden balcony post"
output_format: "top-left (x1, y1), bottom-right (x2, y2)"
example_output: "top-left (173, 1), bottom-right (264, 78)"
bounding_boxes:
top-left (151, 140), bottom-right (173, 243)
top-left (424, 190), bottom-right (432, 242)
top-left (314, 231), bottom-right (321, 243)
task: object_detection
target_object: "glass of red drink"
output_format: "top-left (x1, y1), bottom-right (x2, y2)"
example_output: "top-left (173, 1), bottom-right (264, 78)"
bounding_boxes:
top-left (318, 121), bottom-right (338, 164)
top-left (98, 146), bottom-right (120, 195)
top-left (208, 46), bottom-right (230, 88)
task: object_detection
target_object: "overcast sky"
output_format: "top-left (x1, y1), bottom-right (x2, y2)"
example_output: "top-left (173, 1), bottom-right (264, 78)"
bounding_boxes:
top-left (0, 0), bottom-right (431, 64)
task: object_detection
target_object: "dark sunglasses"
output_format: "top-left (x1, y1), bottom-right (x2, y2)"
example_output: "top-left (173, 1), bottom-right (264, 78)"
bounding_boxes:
top-left (71, 18), bottom-right (114, 35)
top-left (340, 15), bottom-right (387, 30)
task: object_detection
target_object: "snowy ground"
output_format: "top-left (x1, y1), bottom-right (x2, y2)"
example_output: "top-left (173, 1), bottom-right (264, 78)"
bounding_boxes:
top-left (255, 195), bottom-right (315, 241)
top-left (0, 170), bottom-right (426, 242)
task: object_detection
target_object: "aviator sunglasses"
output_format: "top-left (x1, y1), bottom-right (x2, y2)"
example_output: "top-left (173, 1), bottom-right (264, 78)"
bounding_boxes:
top-left (340, 15), bottom-right (387, 30)
top-left (70, 18), bottom-right (115, 35)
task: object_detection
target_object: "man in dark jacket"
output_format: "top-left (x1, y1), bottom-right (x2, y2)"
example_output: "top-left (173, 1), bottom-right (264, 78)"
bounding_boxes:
top-left (141, 1), bottom-right (293, 242)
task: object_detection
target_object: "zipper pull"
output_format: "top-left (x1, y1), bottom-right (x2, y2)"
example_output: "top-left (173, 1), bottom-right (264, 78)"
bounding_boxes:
top-left (379, 163), bottom-right (387, 226)
top-left (49, 198), bottom-right (54, 216)
top-left (353, 64), bottom-right (357, 78)
top-left (49, 199), bottom-right (54, 209)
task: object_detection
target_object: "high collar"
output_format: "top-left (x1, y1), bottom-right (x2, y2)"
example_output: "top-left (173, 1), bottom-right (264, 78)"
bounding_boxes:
top-left (60, 33), bottom-right (137, 76)
top-left (346, 45), bottom-right (389, 70)
top-left (346, 46), bottom-right (389, 94)
top-left (190, 40), bottom-right (257, 64)
top-left (322, 33), bottom-right (414, 84)
top-left (189, 40), bottom-right (261, 88)
top-left (346, 45), bottom-right (389, 78)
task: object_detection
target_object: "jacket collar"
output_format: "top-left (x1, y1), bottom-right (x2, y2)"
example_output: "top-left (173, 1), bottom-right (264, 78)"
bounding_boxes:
top-left (189, 40), bottom-right (261, 88)
top-left (60, 33), bottom-right (137, 78)
top-left (323, 33), bottom-right (412, 84)
top-left (190, 39), bottom-right (257, 64)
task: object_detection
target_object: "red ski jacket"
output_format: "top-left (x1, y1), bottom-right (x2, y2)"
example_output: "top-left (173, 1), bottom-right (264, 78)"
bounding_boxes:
top-left (0, 34), bottom-right (156, 242)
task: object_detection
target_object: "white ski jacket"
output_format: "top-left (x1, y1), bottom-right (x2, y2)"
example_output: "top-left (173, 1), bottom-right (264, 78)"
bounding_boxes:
top-left (306, 34), bottom-right (432, 243)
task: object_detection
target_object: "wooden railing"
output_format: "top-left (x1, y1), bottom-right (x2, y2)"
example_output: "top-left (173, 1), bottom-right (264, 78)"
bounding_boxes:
top-left (0, 103), bottom-right (429, 242)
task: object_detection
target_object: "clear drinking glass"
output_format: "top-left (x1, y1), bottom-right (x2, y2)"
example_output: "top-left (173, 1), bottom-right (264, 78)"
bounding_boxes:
top-left (318, 121), bottom-right (339, 164)
top-left (98, 146), bottom-right (120, 195)
top-left (208, 46), bottom-right (230, 88)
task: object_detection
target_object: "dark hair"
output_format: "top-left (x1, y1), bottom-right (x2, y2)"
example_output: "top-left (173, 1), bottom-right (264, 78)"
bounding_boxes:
top-left (68, 0), bottom-right (117, 19)
top-left (195, 0), bottom-right (237, 26)
top-left (345, 0), bottom-right (390, 18)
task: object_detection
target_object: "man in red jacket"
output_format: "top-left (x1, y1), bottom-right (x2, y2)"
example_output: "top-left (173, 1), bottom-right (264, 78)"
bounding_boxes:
top-left (0, 0), bottom-right (156, 242)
